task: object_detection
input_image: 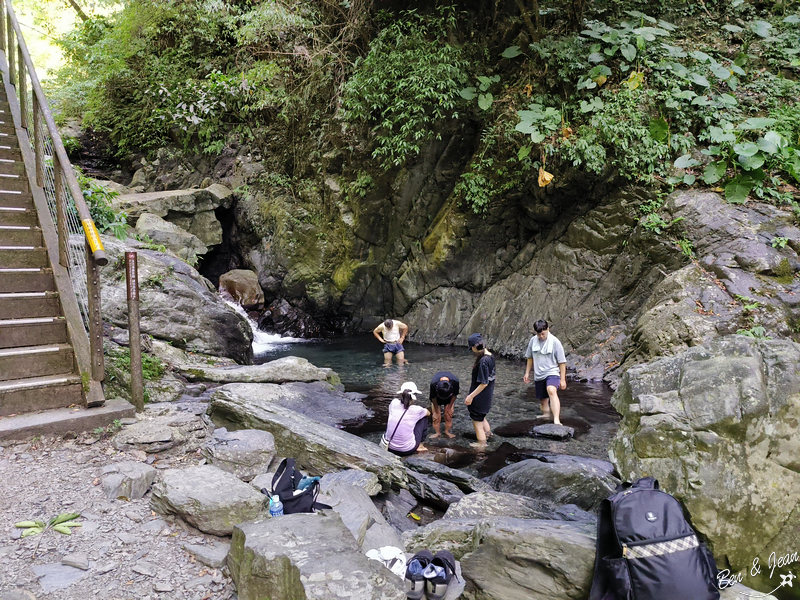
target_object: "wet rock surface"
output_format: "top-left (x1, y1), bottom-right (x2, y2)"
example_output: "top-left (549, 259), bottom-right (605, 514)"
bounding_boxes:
top-left (202, 428), bottom-right (276, 482)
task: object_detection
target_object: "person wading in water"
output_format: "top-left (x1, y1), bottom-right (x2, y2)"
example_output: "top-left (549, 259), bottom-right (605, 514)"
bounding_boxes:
top-left (464, 333), bottom-right (496, 448)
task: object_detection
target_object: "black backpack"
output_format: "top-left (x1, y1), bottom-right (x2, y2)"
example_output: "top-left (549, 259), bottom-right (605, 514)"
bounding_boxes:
top-left (588, 477), bottom-right (720, 600)
top-left (263, 458), bottom-right (331, 515)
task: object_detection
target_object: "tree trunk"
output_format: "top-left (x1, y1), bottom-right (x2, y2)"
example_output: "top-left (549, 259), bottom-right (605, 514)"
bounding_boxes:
top-left (64, 0), bottom-right (89, 22)
top-left (514, 0), bottom-right (539, 41)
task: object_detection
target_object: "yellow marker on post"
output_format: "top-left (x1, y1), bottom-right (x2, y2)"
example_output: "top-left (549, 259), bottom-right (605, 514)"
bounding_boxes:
top-left (81, 219), bottom-right (105, 254)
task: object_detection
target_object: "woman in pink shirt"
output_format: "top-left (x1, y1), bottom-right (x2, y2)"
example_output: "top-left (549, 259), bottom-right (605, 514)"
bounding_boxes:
top-left (385, 382), bottom-right (430, 456)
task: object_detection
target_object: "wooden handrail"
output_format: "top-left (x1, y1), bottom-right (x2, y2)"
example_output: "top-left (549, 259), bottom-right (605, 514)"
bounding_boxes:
top-left (3, 0), bottom-right (107, 266)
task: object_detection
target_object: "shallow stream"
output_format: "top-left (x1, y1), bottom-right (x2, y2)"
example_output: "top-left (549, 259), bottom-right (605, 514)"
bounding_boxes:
top-left (253, 333), bottom-right (620, 477)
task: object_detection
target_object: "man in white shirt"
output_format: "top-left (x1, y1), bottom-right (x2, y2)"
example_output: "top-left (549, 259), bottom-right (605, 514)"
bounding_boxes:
top-left (523, 319), bottom-right (567, 425)
top-left (373, 318), bottom-right (409, 365)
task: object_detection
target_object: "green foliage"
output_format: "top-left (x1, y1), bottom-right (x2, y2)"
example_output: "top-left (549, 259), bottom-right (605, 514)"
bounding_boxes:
top-left (640, 213), bottom-right (683, 234)
top-left (736, 325), bottom-right (770, 339)
top-left (111, 348), bottom-right (166, 381)
top-left (771, 236), bottom-right (790, 249)
top-left (774, 257), bottom-right (795, 284)
top-left (76, 171), bottom-right (128, 239)
top-left (342, 7), bottom-right (469, 168)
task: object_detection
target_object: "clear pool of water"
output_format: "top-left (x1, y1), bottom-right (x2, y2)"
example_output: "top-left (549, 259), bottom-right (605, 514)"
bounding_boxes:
top-left (254, 334), bottom-right (620, 476)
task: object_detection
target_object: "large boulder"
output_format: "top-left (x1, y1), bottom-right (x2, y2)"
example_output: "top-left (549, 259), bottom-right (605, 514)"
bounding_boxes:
top-left (178, 357), bottom-right (337, 385)
top-left (209, 387), bottom-right (407, 489)
top-left (404, 456), bottom-right (494, 494)
top-left (112, 184), bottom-right (233, 247)
top-left (202, 428), bottom-right (277, 482)
top-left (444, 491), bottom-right (559, 521)
top-left (100, 461), bottom-right (157, 500)
top-left (486, 455), bottom-right (620, 512)
top-left (219, 269), bottom-right (265, 310)
top-left (320, 470), bottom-right (382, 497)
top-left (228, 512), bottom-right (406, 600)
top-left (207, 381), bottom-right (369, 428)
top-left (134, 213), bottom-right (208, 262)
top-left (150, 465), bottom-right (266, 535)
top-left (99, 236), bottom-right (253, 363)
top-left (404, 517), bottom-right (595, 600)
top-left (405, 469), bottom-right (464, 510)
top-left (610, 336), bottom-right (800, 596)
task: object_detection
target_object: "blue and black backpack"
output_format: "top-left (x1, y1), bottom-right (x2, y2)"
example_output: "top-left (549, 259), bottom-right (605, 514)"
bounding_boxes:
top-left (588, 477), bottom-right (720, 600)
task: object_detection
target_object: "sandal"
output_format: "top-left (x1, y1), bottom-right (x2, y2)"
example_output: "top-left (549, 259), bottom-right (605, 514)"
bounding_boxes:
top-left (425, 550), bottom-right (458, 600)
top-left (405, 549), bottom-right (433, 599)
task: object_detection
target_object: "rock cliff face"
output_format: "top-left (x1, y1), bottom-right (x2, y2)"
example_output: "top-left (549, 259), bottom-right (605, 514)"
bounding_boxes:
top-left (123, 141), bottom-right (800, 381)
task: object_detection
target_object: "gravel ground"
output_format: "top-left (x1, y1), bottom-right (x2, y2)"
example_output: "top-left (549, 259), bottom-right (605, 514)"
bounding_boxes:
top-left (0, 427), bottom-right (237, 600)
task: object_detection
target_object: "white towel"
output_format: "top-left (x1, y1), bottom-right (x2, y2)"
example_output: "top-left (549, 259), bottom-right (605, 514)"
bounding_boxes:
top-left (531, 334), bottom-right (555, 355)
top-left (366, 546), bottom-right (407, 578)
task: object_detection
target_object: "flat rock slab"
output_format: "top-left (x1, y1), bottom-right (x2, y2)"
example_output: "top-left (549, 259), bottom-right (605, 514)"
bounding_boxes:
top-left (405, 469), bottom-right (464, 510)
top-left (180, 356), bottom-right (335, 384)
top-left (150, 465), bottom-right (266, 535)
top-left (32, 562), bottom-right (93, 593)
top-left (182, 541), bottom-right (230, 568)
top-left (61, 553), bottom-right (89, 570)
top-left (101, 461), bottom-right (157, 499)
top-left (532, 423), bottom-right (575, 440)
top-left (214, 381), bottom-right (369, 427)
top-left (320, 470), bottom-right (381, 496)
top-left (209, 388), bottom-right (407, 489)
top-left (404, 456), bottom-right (493, 493)
top-left (228, 512), bottom-right (405, 600)
top-left (444, 491), bottom-right (559, 520)
top-left (113, 420), bottom-right (183, 454)
top-left (202, 428), bottom-right (276, 482)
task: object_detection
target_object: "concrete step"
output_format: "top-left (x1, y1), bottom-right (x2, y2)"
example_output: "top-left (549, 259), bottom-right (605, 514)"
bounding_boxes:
top-left (0, 343), bottom-right (75, 382)
top-left (0, 247), bottom-right (48, 268)
top-left (0, 207), bottom-right (37, 227)
top-left (0, 160), bottom-right (25, 176)
top-left (0, 193), bottom-right (33, 208)
top-left (0, 317), bottom-right (68, 349)
top-left (0, 174), bottom-right (28, 192)
top-left (0, 226), bottom-right (42, 245)
top-left (0, 292), bottom-right (61, 319)
top-left (0, 374), bottom-right (84, 417)
top-left (0, 268), bottom-right (55, 293)
top-left (0, 397), bottom-right (136, 439)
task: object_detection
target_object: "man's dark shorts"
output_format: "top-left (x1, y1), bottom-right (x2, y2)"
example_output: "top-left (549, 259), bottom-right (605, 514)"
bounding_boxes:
top-left (383, 343), bottom-right (404, 354)
top-left (534, 375), bottom-right (561, 399)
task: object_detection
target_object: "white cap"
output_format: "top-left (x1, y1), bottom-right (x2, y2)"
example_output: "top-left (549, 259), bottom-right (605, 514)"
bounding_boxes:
top-left (397, 382), bottom-right (421, 397)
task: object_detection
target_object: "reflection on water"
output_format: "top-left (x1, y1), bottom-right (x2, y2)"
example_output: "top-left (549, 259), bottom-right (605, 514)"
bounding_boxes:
top-left (254, 335), bottom-right (620, 474)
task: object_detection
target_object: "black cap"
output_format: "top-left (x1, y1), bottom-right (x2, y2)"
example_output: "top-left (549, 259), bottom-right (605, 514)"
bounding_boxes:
top-left (467, 333), bottom-right (483, 347)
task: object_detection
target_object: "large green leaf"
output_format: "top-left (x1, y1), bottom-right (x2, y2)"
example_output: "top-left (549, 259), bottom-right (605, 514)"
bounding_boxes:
top-left (763, 131), bottom-right (788, 149)
top-left (691, 50), bottom-right (712, 62)
top-left (711, 65), bottom-right (731, 80)
top-left (674, 154), bottom-right (700, 169)
top-left (733, 142), bottom-right (759, 156)
top-left (690, 73), bottom-right (710, 87)
top-left (784, 15), bottom-right (800, 24)
top-left (459, 87), bottom-right (476, 100)
top-left (588, 52), bottom-right (605, 63)
top-left (649, 117), bottom-right (669, 141)
top-left (723, 24), bottom-right (744, 33)
top-left (708, 126), bottom-right (736, 144)
top-left (703, 161), bottom-right (728, 184)
top-left (739, 117), bottom-right (777, 130)
top-left (683, 174), bottom-right (696, 185)
top-left (621, 44), bottom-right (637, 61)
top-left (515, 121), bottom-right (538, 134)
top-left (737, 153), bottom-right (765, 170)
top-left (530, 130), bottom-right (546, 144)
top-left (501, 46), bottom-right (522, 58)
top-left (750, 20), bottom-right (773, 38)
top-left (478, 93), bottom-right (493, 111)
top-left (756, 136), bottom-right (778, 155)
top-left (725, 176), bottom-right (753, 203)
top-left (517, 145), bottom-right (531, 160)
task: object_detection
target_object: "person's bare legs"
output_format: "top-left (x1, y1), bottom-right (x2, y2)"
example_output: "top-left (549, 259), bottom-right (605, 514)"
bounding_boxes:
top-left (483, 419), bottom-right (492, 438)
top-left (430, 403), bottom-right (442, 438)
top-left (396, 351), bottom-right (406, 365)
top-left (470, 420), bottom-right (487, 447)
top-left (539, 398), bottom-right (552, 419)
top-left (383, 352), bottom-right (392, 366)
top-left (546, 385), bottom-right (562, 425)
top-left (443, 400), bottom-right (456, 438)
top-left (416, 444), bottom-right (428, 452)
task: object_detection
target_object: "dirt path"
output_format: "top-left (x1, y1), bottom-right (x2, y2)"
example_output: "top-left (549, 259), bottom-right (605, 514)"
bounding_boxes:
top-left (0, 429), bottom-right (236, 600)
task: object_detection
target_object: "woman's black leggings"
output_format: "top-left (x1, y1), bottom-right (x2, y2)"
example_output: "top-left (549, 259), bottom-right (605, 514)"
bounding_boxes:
top-left (390, 418), bottom-right (429, 457)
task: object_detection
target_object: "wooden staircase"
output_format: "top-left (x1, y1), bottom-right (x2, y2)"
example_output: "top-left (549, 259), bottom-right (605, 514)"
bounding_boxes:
top-left (0, 89), bottom-right (85, 416)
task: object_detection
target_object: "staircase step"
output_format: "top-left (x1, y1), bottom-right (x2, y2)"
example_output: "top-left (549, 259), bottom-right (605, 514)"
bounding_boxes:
top-left (0, 124), bottom-right (16, 136)
top-left (0, 175), bottom-right (28, 192)
top-left (0, 193), bottom-right (33, 208)
top-left (0, 207), bottom-right (37, 226)
top-left (0, 317), bottom-right (67, 349)
top-left (0, 134), bottom-right (19, 149)
top-left (0, 247), bottom-right (48, 268)
top-left (0, 374), bottom-right (84, 417)
top-left (0, 268), bottom-right (55, 293)
top-left (0, 226), bottom-right (42, 245)
top-left (0, 160), bottom-right (25, 176)
top-left (0, 343), bottom-right (75, 382)
top-left (0, 292), bottom-right (60, 319)
top-left (0, 148), bottom-right (22, 162)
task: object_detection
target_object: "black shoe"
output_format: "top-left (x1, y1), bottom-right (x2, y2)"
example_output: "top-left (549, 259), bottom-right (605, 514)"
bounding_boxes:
top-left (425, 550), bottom-right (457, 600)
top-left (405, 549), bottom-right (433, 600)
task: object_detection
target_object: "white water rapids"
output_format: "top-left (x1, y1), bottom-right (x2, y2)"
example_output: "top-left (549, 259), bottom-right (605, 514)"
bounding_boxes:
top-left (223, 299), bottom-right (306, 356)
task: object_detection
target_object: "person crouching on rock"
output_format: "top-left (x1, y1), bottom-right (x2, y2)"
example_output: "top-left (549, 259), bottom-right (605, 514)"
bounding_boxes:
top-left (465, 333), bottom-right (495, 448)
top-left (385, 382), bottom-right (430, 455)
top-left (429, 371), bottom-right (459, 439)
top-left (523, 319), bottom-right (567, 425)
top-left (373, 318), bottom-right (409, 366)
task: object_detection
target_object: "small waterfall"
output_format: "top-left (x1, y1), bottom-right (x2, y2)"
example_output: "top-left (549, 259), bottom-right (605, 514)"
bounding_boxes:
top-left (223, 300), bottom-right (305, 355)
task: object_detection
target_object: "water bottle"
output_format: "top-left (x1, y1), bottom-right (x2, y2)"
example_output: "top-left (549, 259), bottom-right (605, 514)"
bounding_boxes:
top-left (269, 495), bottom-right (284, 517)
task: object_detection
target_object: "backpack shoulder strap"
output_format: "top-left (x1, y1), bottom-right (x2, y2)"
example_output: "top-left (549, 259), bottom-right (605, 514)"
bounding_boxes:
top-left (588, 498), bottom-right (621, 600)
top-left (271, 458), bottom-right (295, 497)
top-left (631, 476), bottom-right (659, 490)
top-left (309, 481), bottom-right (332, 511)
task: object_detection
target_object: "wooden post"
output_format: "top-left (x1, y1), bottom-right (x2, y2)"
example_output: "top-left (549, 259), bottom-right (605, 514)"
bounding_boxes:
top-left (32, 94), bottom-right (42, 186)
top-left (86, 240), bottom-right (105, 407)
top-left (18, 44), bottom-right (26, 128)
top-left (53, 155), bottom-right (68, 267)
top-left (126, 252), bottom-right (144, 412)
top-left (0, 0), bottom-right (6, 54)
top-left (6, 12), bottom-right (13, 86)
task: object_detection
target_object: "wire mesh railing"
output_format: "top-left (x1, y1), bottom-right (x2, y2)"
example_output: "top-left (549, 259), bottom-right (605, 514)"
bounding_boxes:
top-left (1, 0), bottom-right (108, 406)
